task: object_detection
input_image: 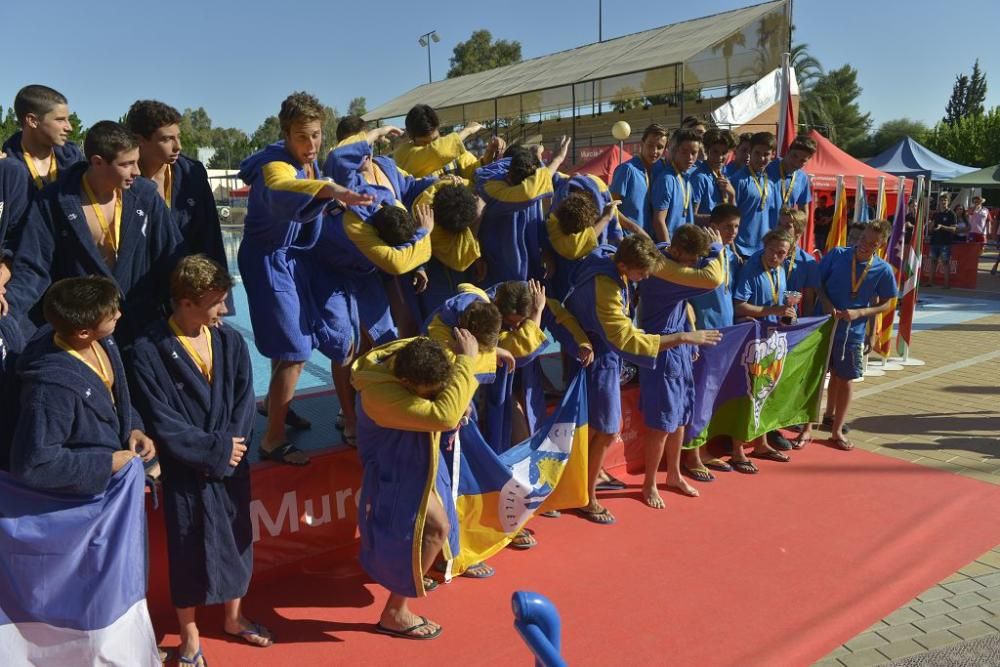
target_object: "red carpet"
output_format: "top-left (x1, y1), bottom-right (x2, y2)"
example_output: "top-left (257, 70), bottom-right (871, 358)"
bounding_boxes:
top-left (155, 443), bottom-right (1000, 666)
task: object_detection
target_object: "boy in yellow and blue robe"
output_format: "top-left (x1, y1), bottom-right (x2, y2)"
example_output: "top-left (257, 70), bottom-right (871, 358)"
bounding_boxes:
top-left (353, 334), bottom-right (480, 639)
top-left (393, 104), bottom-right (504, 180)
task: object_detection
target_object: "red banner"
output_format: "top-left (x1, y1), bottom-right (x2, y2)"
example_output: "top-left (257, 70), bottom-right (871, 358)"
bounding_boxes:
top-left (921, 243), bottom-right (983, 289)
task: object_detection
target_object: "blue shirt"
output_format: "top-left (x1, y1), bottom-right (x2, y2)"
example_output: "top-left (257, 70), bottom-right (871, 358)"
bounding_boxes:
top-left (819, 246), bottom-right (898, 343)
top-left (649, 162), bottom-right (696, 238)
top-left (722, 160), bottom-right (745, 179)
top-left (610, 156), bottom-right (663, 235)
top-left (785, 246), bottom-right (819, 292)
top-left (691, 246), bottom-right (739, 329)
top-left (734, 249), bottom-right (787, 324)
top-left (731, 165), bottom-right (776, 257)
top-left (766, 160), bottom-right (812, 227)
top-left (691, 161), bottom-right (725, 215)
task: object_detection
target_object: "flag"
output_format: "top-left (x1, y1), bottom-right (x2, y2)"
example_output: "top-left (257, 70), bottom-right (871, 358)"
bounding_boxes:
top-left (896, 177), bottom-right (927, 358)
top-left (872, 187), bottom-right (907, 357)
top-left (776, 53), bottom-right (796, 157)
top-left (825, 177), bottom-right (848, 252)
top-left (0, 459), bottom-right (160, 666)
top-left (684, 317), bottom-right (834, 447)
top-left (447, 371), bottom-right (589, 575)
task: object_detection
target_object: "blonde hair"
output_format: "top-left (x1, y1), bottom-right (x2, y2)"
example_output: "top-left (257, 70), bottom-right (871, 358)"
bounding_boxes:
top-left (170, 254), bottom-right (233, 302)
top-left (779, 207), bottom-right (808, 236)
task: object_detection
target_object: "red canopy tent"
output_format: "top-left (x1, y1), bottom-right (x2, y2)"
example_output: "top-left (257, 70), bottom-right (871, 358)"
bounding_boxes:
top-left (571, 144), bottom-right (633, 185)
top-left (805, 130), bottom-right (911, 194)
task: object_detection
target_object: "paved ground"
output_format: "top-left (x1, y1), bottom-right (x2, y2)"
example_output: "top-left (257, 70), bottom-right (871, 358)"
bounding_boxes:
top-left (815, 254), bottom-right (1000, 666)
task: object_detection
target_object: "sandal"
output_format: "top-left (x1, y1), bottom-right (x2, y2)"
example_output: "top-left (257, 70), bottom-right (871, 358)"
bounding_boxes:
top-left (178, 648), bottom-right (206, 666)
top-left (423, 576), bottom-right (438, 592)
top-left (224, 622), bottom-right (272, 647)
top-left (830, 436), bottom-right (854, 451)
top-left (731, 460), bottom-right (758, 474)
top-left (507, 528), bottom-right (537, 550)
top-left (751, 450), bottom-right (791, 463)
top-left (259, 442), bottom-right (310, 466)
top-left (435, 560), bottom-right (495, 578)
top-left (704, 458), bottom-right (733, 472)
top-left (575, 506), bottom-right (616, 525)
top-left (334, 409), bottom-right (345, 430)
top-left (257, 404), bottom-right (312, 431)
top-left (821, 416), bottom-right (850, 433)
top-left (595, 473), bottom-right (626, 491)
top-left (792, 433), bottom-right (811, 450)
top-left (375, 615), bottom-right (442, 640)
top-left (342, 427), bottom-right (357, 448)
top-left (682, 466), bottom-right (715, 483)
top-left (539, 510), bottom-right (561, 518)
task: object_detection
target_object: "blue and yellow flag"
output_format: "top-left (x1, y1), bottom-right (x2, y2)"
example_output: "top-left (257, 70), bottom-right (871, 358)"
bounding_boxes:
top-left (446, 372), bottom-right (589, 576)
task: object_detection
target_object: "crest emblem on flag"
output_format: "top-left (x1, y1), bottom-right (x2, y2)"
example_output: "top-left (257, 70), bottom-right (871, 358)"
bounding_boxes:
top-left (742, 329), bottom-right (789, 429)
top-left (499, 424), bottom-right (573, 533)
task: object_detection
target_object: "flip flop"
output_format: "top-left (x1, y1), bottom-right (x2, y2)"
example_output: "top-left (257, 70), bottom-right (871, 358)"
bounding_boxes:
top-left (575, 507), bottom-right (616, 525)
top-left (821, 416), bottom-right (850, 433)
top-left (682, 466), bottom-right (715, 483)
top-left (178, 648), bottom-right (206, 666)
top-left (767, 431), bottom-right (794, 451)
top-left (422, 576), bottom-right (438, 592)
top-left (751, 450), bottom-right (791, 463)
top-left (224, 622), bottom-right (272, 647)
top-left (259, 442), bottom-right (309, 466)
top-left (792, 433), bottom-right (811, 450)
top-left (595, 473), bottom-right (626, 491)
top-left (704, 458), bottom-right (733, 472)
top-left (257, 404), bottom-right (312, 431)
top-left (507, 528), bottom-right (538, 550)
top-left (435, 561), bottom-right (495, 578)
top-left (375, 616), bottom-right (442, 640)
top-left (334, 410), bottom-right (345, 430)
top-left (731, 460), bottom-right (759, 474)
top-left (830, 436), bottom-right (854, 451)
top-left (539, 510), bottom-right (561, 518)
top-left (342, 428), bottom-right (357, 449)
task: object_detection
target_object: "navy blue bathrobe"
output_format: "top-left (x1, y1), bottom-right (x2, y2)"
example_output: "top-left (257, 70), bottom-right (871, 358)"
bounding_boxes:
top-left (6, 162), bottom-right (182, 349)
top-left (9, 326), bottom-right (140, 496)
top-left (2, 131), bottom-right (85, 189)
top-left (167, 155), bottom-right (227, 268)
top-left (0, 159), bottom-right (33, 259)
top-left (130, 320), bottom-right (255, 608)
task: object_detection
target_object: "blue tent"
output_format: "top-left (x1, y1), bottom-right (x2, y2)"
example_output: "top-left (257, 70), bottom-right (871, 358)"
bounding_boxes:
top-left (866, 136), bottom-right (976, 181)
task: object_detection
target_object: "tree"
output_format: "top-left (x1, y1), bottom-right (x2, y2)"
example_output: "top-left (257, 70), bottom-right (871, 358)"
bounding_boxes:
top-left (252, 115), bottom-right (281, 147)
top-left (967, 60), bottom-right (987, 117)
top-left (802, 65), bottom-right (872, 153)
top-left (207, 127), bottom-right (252, 170)
top-left (321, 105), bottom-right (339, 153)
top-left (447, 30), bottom-right (522, 78)
top-left (610, 87), bottom-right (643, 113)
top-left (944, 60), bottom-right (988, 125)
top-left (852, 118), bottom-right (929, 158)
top-left (67, 112), bottom-right (86, 145)
top-left (925, 106), bottom-right (1000, 168)
top-left (348, 97), bottom-right (367, 117)
top-left (944, 73), bottom-right (970, 125)
top-left (179, 107), bottom-right (214, 152)
top-left (0, 106), bottom-right (19, 145)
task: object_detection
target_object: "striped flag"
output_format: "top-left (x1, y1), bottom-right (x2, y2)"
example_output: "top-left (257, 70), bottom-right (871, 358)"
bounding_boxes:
top-left (824, 176), bottom-right (848, 252)
top-left (777, 53), bottom-right (795, 157)
top-left (872, 181), bottom-right (907, 357)
top-left (896, 176), bottom-right (927, 358)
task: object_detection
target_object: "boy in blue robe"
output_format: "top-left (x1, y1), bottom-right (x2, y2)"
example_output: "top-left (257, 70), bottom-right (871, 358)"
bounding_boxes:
top-left (393, 104), bottom-right (505, 180)
top-left (476, 140), bottom-right (570, 285)
top-left (692, 129), bottom-right (737, 224)
top-left (352, 332), bottom-right (481, 640)
top-left (2, 85), bottom-right (84, 192)
top-left (131, 256), bottom-right (268, 665)
top-left (817, 220), bottom-right (897, 451)
top-left (236, 92), bottom-right (371, 465)
top-left (4, 121), bottom-right (182, 350)
top-left (731, 132), bottom-right (777, 257)
top-left (637, 226), bottom-right (725, 507)
top-left (731, 230), bottom-right (798, 472)
top-left (563, 235), bottom-right (685, 524)
top-left (765, 136), bottom-right (815, 228)
top-left (649, 129), bottom-right (701, 243)
top-left (10, 276), bottom-right (155, 495)
top-left (126, 100), bottom-right (228, 270)
top-left (610, 123), bottom-right (668, 235)
top-left (418, 179), bottom-right (483, 319)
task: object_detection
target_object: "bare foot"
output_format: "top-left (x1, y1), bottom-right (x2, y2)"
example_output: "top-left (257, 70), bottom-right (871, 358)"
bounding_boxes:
top-left (665, 478), bottom-right (700, 497)
top-left (224, 617), bottom-right (273, 647)
top-left (642, 485), bottom-right (665, 509)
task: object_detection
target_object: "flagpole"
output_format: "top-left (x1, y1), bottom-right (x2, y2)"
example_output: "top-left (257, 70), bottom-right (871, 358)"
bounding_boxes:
top-left (777, 52), bottom-right (791, 158)
top-left (876, 176), bottom-right (886, 219)
top-left (853, 176), bottom-right (865, 223)
top-left (897, 175), bottom-right (926, 366)
top-left (877, 175), bottom-right (908, 371)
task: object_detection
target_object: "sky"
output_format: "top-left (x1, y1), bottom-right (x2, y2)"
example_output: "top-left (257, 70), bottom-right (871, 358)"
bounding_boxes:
top-left (2, 0), bottom-right (998, 135)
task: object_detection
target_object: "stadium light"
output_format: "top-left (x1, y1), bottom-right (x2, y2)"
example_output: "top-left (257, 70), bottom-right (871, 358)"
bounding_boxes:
top-left (418, 31), bottom-right (440, 83)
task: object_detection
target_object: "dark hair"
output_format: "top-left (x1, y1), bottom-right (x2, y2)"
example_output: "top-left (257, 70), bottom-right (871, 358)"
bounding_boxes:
top-left (671, 128), bottom-right (702, 147)
top-left (750, 132), bottom-right (777, 150)
top-left (680, 115), bottom-right (705, 129)
top-left (555, 192), bottom-right (599, 235)
top-left (641, 123), bottom-right (669, 142)
top-left (14, 84), bottom-right (68, 124)
top-left (614, 235), bottom-right (661, 271)
top-left (710, 203), bottom-right (741, 225)
top-left (702, 128), bottom-right (736, 150)
top-left (788, 136), bottom-right (817, 156)
top-left (493, 281), bottom-right (533, 318)
top-left (762, 229), bottom-right (794, 248)
top-left (278, 92), bottom-right (325, 135)
top-left (405, 104), bottom-right (439, 139)
top-left (125, 100), bottom-right (181, 139)
top-left (506, 146), bottom-right (541, 185)
top-left (458, 300), bottom-right (501, 350)
top-left (737, 132), bottom-right (753, 146)
top-left (394, 337), bottom-right (453, 387)
top-left (432, 184), bottom-right (478, 233)
top-left (670, 224), bottom-right (711, 257)
top-left (336, 115), bottom-right (367, 142)
top-left (370, 206), bottom-right (418, 246)
top-left (171, 254), bottom-right (233, 302)
top-left (84, 121), bottom-right (139, 161)
top-left (43, 276), bottom-right (120, 336)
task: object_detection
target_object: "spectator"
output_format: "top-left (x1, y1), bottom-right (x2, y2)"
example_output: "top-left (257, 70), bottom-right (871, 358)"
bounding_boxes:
top-left (925, 195), bottom-right (957, 288)
top-left (967, 196), bottom-right (991, 244)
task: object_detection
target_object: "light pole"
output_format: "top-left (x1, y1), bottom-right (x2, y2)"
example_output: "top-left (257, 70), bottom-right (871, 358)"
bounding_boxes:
top-left (418, 30), bottom-right (440, 84)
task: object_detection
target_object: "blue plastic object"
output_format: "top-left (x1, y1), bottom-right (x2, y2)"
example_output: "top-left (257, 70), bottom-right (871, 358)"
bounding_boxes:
top-left (512, 591), bottom-right (567, 667)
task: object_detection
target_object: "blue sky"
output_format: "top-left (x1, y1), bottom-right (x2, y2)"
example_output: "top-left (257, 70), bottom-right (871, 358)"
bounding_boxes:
top-left (2, 0), bottom-right (997, 134)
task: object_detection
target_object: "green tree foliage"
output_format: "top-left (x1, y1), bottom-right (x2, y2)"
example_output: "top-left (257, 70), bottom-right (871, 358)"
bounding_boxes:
top-left (852, 118), bottom-right (930, 158)
top-left (802, 65), bottom-right (872, 154)
top-left (179, 107), bottom-right (214, 152)
top-left (348, 97), bottom-right (367, 117)
top-left (967, 60), bottom-right (988, 117)
top-left (251, 115), bottom-right (281, 147)
top-left (206, 127), bottom-right (252, 169)
top-left (0, 106), bottom-right (19, 144)
top-left (447, 30), bottom-right (522, 78)
top-left (944, 60), bottom-right (987, 125)
top-left (925, 107), bottom-right (1000, 168)
top-left (68, 112), bottom-right (86, 145)
top-left (321, 105), bottom-right (339, 154)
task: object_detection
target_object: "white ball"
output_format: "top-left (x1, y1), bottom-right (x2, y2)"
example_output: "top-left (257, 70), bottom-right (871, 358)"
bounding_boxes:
top-left (611, 121), bottom-right (632, 141)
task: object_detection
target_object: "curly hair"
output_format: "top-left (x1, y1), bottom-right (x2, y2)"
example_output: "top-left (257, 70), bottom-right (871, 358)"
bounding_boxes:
top-left (670, 224), bottom-right (711, 257)
top-left (432, 184), bottom-right (478, 233)
top-left (492, 281), bottom-right (533, 318)
top-left (613, 235), bottom-right (661, 272)
top-left (458, 300), bottom-right (501, 351)
top-left (394, 338), bottom-right (453, 388)
top-left (171, 254), bottom-right (233, 302)
top-left (278, 91), bottom-right (326, 135)
top-left (125, 100), bottom-right (182, 139)
top-left (555, 192), bottom-right (599, 235)
top-left (371, 206), bottom-right (418, 246)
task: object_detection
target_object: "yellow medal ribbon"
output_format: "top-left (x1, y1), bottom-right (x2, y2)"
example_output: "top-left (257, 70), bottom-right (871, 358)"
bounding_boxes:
top-left (163, 163), bottom-right (173, 209)
top-left (169, 318), bottom-right (214, 382)
top-left (23, 146), bottom-right (58, 190)
top-left (763, 265), bottom-right (782, 305)
top-left (750, 168), bottom-right (768, 211)
top-left (721, 249), bottom-right (730, 293)
top-left (787, 249), bottom-right (797, 278)
top-left (82, 176), bottom-right (123, 255)
top-left (779, 162), bottom-right (797, 207)
top-left (54, 335), bottom-right (114, 400)
top-left (850, 252), bottom-right (875, 298)
top-left (673, 163), bottom-right (691, 216)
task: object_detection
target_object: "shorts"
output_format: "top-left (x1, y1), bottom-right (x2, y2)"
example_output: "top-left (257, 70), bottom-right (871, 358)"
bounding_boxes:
top-left (638, 346), bottom-right (695, 433)
top-left (829, 337), bottom-right (863, 381)
top-left (587, 349), bottom-right (622, 435)
top-left (929, 244), bottom-right (951, 262)
top-left (968, 233), bottom-right (987, 244)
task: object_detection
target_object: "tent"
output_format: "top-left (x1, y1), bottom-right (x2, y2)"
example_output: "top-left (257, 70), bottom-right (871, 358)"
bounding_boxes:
top-left (943, 163), bottom-right (1000, 188)
top-left (804, 130), bottom-right (911, 193)
top-left (571, 144), bottom-right (633, 185)
top-left (866, 136), bottom-right (975, 182)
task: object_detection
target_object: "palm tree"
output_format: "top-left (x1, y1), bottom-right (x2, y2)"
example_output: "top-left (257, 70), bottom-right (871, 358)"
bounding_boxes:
top-left (792, 42), bottom-right (829, 135)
